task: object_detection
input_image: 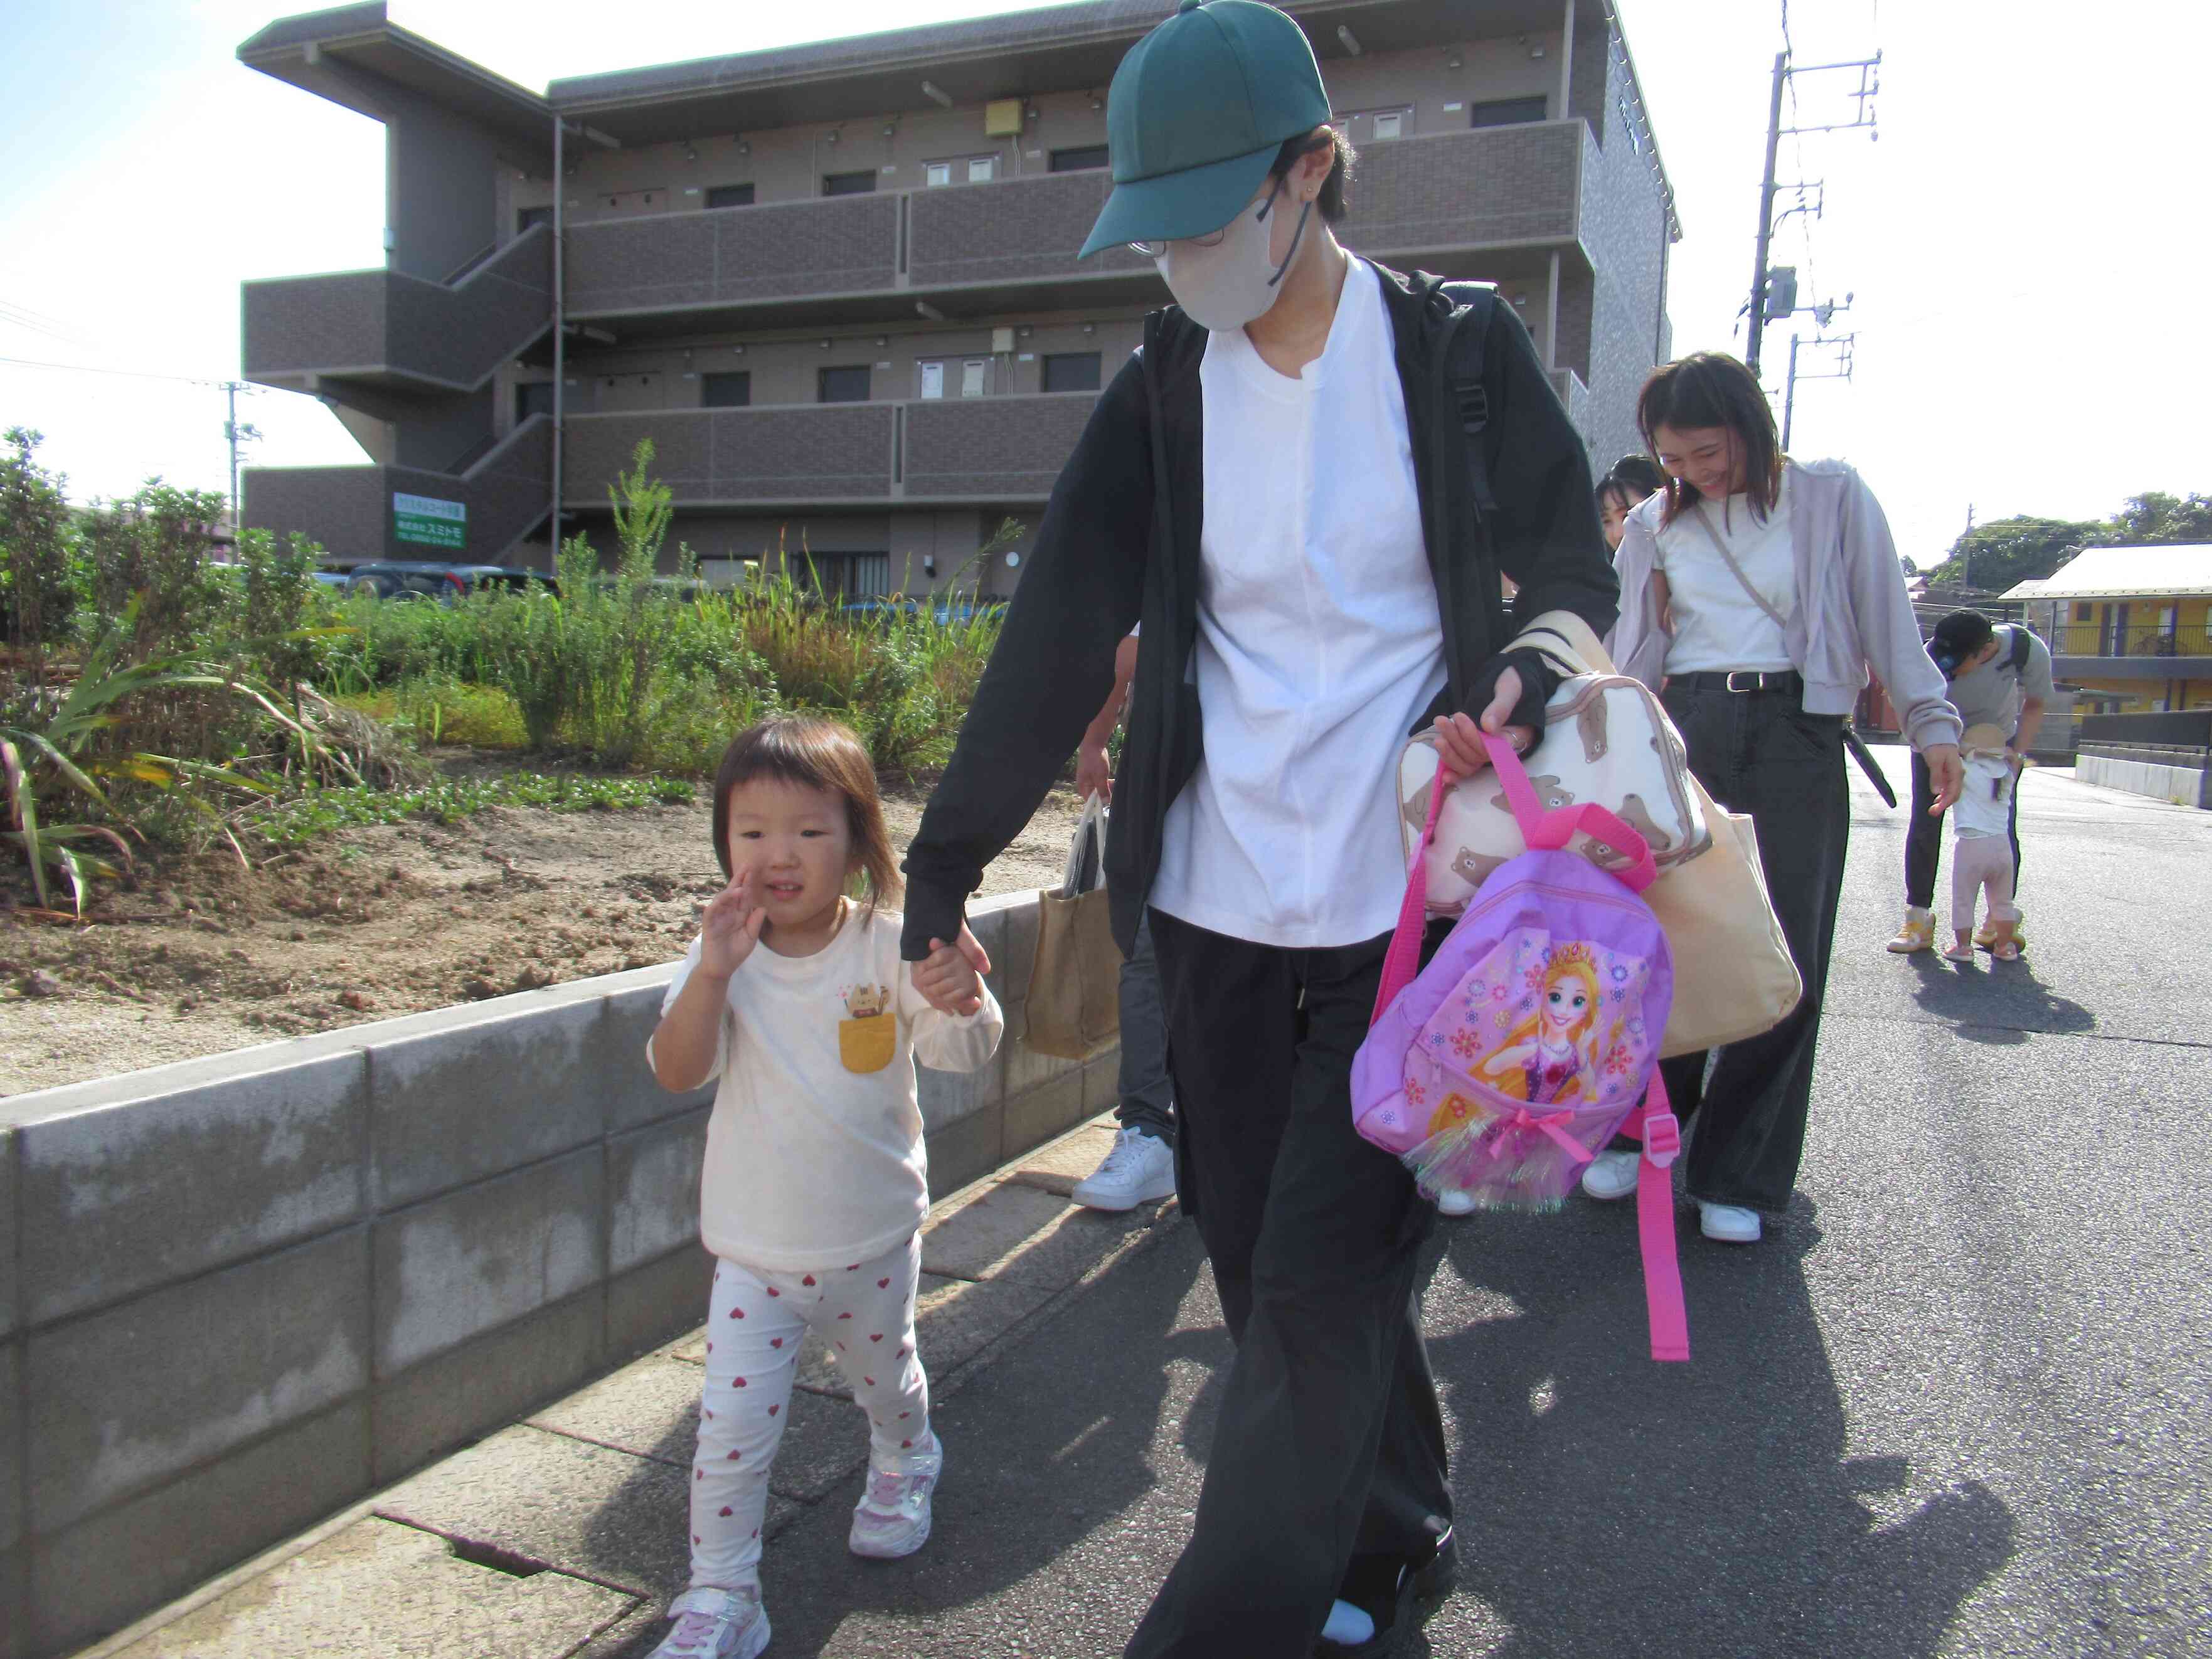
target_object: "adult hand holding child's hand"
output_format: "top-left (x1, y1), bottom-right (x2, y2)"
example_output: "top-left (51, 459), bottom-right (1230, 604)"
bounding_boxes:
top-left (697, 872), bottom-right (768, 978)
top-left (913, 928), bottom-right (990, 1017)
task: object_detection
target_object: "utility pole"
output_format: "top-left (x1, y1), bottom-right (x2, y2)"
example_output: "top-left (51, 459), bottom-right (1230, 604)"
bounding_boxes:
top-left (1780, 332), bottom-right (1854, 450)
top-left (1746, 51), bottom-right (1789, 379)
top-left (221, 380), bottom-right (261, 538)
top-left (1746, 45), bottom-right (1880, 380)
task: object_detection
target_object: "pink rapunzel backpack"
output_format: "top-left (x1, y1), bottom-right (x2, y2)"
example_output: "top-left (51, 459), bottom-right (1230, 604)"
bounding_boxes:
top-left (1351, 731), bottom-right (1689, 1362)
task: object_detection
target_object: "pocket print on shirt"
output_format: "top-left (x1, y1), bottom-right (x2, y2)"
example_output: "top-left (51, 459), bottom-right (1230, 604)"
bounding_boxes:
top-left (838, 1014), bottom-right (896, 1074)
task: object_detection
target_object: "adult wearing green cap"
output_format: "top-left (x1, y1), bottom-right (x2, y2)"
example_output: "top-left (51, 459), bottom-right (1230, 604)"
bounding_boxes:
top-left (903, 4), bottom-right (1618, 1653)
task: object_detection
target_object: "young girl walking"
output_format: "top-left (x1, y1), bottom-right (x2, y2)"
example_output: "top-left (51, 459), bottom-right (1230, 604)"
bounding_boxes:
top-left (644, 716), bottom-right (1002, 1659)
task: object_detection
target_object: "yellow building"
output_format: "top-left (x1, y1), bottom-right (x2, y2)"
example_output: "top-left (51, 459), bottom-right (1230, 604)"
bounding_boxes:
top-left (2006, 544), bottom-right (2212, 714)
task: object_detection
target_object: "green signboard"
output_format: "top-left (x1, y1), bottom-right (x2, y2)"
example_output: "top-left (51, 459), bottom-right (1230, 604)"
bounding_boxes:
top-left (393, 491), bottom-right (467, 552)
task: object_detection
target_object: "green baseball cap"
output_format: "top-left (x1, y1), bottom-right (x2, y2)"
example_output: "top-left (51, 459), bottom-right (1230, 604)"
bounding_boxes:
top-left (1078, 0), bottom-right (1332, 259)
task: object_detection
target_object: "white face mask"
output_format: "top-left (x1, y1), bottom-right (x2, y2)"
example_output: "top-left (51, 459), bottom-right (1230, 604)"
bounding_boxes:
top-left (1154, 179), bottom-right (1312, 332)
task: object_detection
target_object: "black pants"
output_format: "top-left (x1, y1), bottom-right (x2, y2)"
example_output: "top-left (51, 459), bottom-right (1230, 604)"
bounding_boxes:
top-left (1653, 686), bottom-right (1851, 1214)
top-left (1905, 748), bottom-right (2022, 911)
top-left (1126, 909), bottom-right (1451, 1659)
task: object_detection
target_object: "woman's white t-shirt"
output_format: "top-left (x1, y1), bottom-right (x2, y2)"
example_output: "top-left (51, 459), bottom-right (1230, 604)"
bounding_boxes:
top-left (1656, 476), bottom-right (1797, 675)
top-left (650, 906), bottom-right (1002, 1271)
top-left (1148, 258), bottom-right (1445, 950)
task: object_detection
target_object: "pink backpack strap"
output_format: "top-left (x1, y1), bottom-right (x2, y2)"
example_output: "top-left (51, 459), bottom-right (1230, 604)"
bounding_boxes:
top-left (1624, 1073), bottom-right (1690, 1362)
top-left (1371, 756), bottom-right (1452, 1024)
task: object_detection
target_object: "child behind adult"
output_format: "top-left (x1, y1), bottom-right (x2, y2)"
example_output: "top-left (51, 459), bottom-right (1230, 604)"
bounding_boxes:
top-left (1945, 723), bottom-right (2021, 962)
top-left (644, 716), bottom-right (1002, 1659)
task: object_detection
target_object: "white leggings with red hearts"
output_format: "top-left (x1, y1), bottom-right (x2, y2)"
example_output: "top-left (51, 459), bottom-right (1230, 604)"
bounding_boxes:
top-left (688, 1232), bottom-right (929, 1591)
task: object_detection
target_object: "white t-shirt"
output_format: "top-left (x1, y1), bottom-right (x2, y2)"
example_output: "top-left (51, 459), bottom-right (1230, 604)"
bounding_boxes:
top-left (1657, 477), bottom-right (1796, 675)
top-left (1954, 752), bottom-right (2014, 839)
top-left (1149, 258), bottom-right (1445, 949)
top-left (650, 905), bottom-right (1002, 1271)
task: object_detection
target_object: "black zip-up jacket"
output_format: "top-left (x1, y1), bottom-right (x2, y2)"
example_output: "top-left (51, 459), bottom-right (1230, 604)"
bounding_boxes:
top-left (901, 262), bottom-right (1619, 961)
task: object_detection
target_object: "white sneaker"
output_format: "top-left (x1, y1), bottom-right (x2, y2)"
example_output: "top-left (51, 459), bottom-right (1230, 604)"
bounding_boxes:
top-left (649, 1586), bottom-right (770, 1659)
top-left (1699, 1201), bottom-right (1762, 1244)
top-left (1070, 1127), bottom-right (1177, 1211)
top-left (849, 1431), bottom-right (942, 1559)
top-left (1580, 1150), bottom-right (1642, 1201)
top-left (1434, 1189), bottom-right (1477, 1217)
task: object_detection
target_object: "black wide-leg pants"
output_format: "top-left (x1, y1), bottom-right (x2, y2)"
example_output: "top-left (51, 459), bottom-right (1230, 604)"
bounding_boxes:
top-left (1125, 909), bottom-right (1451, 1659)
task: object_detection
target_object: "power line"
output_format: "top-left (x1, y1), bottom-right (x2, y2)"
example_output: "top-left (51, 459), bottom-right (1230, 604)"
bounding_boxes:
top-left (0, 353), bottom-right (254, 390)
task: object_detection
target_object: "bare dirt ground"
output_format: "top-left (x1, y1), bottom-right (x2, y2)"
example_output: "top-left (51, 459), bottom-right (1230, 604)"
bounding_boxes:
top-left (0, 783), bottom-right (1092, 1098)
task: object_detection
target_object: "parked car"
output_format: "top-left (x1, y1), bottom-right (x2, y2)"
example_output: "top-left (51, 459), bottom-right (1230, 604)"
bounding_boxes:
top-left (341, 562), bottom-right (550, 602)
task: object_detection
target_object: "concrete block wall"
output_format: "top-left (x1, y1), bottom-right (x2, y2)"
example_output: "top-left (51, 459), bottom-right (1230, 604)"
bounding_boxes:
top-left (0, 887), bottom-right (1109, 1658)
top-left (2076, 751), bottom-right (2212, 808)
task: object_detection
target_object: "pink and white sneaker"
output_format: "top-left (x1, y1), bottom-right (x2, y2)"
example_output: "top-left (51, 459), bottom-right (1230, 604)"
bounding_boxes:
top-left (648, 1585), bottom-right (769, 1659)
top-left (848, 1431), bottom-right (943, 1559)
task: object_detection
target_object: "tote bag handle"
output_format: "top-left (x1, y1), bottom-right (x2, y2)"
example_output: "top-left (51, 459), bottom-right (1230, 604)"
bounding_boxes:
top-left (1371, 733), bottom-right (1656, 1024)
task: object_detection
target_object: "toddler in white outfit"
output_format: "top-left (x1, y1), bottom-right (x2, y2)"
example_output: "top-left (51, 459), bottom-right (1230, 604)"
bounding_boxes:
top-left (644, 716), bottom-right (1002, 1659)
top-left (1945, 723), bottom-right (2020, 962)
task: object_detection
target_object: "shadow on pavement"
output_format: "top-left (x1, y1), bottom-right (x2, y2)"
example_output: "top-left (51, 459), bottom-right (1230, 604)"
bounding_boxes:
top-left (1906, 951), bottom-right (2094, 1044)
top-left (1415, 1198), bottom-right (2017, 1657)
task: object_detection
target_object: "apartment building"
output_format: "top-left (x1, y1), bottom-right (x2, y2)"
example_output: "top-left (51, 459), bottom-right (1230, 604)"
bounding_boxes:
top-left (2007, 544), bottom-right (2212, 715)
top-left (238, 0), bottom-right (1679, 594)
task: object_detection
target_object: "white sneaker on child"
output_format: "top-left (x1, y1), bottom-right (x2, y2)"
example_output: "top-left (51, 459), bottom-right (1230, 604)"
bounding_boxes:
top-left (1071, 1128), bottom-right (1177, 1211)
top-left (848, 1430), bottom-right (943, 1559)
top-left (649, 1585), bottom-right (769, 1659)
top-left (1580, 1149), bottom-right (1642, 1201)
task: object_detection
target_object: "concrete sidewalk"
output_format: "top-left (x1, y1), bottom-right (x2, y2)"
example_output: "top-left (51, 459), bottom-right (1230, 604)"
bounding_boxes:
top-left (82, 1115), bottom-right (1181, 1659)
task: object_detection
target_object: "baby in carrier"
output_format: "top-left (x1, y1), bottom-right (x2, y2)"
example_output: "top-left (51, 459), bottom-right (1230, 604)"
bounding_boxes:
top-left (1945, 722), bottom-right (2021, 963)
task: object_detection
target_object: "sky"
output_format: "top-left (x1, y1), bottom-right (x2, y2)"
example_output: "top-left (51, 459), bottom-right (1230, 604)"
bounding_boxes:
top-left (1, 0), bottom-right (2204, 564)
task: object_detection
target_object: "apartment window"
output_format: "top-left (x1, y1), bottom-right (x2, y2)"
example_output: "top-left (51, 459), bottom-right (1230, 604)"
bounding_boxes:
top-left (925, 155), bottom-right (999, 187)
top-left (1470, 96), bottom-right (1550, 129)
top-left (822, 170), bottom-right (877, 197)
top-left (2075, 603), bottom-right (2093, 622)
top-left (705, 183), bottom-right (755, 209)
top-left (819, 364), bottom-right (872, 403)
top-left (1336, 107), bottom-right (1412, 144)
top-left (701, 371), bottom-right (751, 408)
top-left (517, 205), bottom-right (552, 235)
top-left (514, 380), bottom-right (555, 423)
top-left (1042, 352), bottom-right (1102, 393)
top-left (1050, 144), bottom-right (1110, 172)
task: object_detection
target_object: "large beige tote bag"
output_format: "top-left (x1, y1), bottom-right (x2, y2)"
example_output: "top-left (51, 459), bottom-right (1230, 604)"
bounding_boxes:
top-left (1024, 794), bottom-right (1124, 1061)
top-left (1512, 612), bottom-right (1802, 1057)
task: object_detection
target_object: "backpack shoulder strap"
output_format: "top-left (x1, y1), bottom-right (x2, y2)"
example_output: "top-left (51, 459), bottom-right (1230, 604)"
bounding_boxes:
top-left (1432, 278), bottom-right (1499, 515)
top-left (2006, 624), bottom-right (2033, 674)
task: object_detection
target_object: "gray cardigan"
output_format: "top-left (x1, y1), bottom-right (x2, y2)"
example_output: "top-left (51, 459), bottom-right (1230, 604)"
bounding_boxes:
top-left (1607, 457), bottom-right (1962, 753)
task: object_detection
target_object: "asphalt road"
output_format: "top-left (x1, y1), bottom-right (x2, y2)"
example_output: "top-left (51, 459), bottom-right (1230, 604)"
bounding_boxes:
top-left (685, 750), bottom-right (2212, 1658)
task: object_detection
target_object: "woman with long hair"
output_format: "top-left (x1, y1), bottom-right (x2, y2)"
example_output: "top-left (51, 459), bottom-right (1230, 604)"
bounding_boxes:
top-left (1590, 352), bottom-right (1962, 1244)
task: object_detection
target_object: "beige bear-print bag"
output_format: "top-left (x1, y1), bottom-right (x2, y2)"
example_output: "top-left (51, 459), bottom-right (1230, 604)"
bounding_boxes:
top-left (1398, 612), bottom-right (1801, 1058)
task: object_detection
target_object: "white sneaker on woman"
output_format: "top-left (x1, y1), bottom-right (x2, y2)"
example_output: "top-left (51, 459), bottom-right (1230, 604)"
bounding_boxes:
top-left (1579, 1150), bottom-right (1642, 1201)
top-left (649, 1586), bottom-right (769, 1659)
top-left (1071, 1128), bottom-right (1176, 1211)
top-left (1698, 1201), bottom-right (1762, 1244)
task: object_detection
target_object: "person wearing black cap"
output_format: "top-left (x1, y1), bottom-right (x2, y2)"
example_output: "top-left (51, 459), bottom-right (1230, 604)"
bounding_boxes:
top-left (1887, 608), bottom-right (2053, 953)
top-left (898, 4), bottom-right (1617, 1653)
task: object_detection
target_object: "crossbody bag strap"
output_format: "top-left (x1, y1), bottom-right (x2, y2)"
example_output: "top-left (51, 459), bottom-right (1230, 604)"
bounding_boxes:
top-left (1688, 502), bottom-right (1795, 634)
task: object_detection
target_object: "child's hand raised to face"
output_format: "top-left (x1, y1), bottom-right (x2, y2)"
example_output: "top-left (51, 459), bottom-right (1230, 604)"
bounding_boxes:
top-left (912, 936), bottom-right (984, 1017)
top-left (696, 872), bottom-right (769, 978)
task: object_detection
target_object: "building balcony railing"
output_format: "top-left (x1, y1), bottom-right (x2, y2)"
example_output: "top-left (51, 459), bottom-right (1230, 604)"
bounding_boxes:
top-left (2043, 622), bottom-right (2212, 660)
top-left (559, 392), bottom-right (1104, 508)
top-left (242, 416), bottom-right (553, 563)
top-left (560, 122), bottom-right (1592, 327)
top-left (243, 225), bottom-right (554, 396)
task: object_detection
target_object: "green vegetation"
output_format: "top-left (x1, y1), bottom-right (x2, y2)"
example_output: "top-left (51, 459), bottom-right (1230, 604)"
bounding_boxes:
top-left (1925, 490), bottom-right (2212, 593)
top-left (0, 429), bottom-right (1006, 907)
